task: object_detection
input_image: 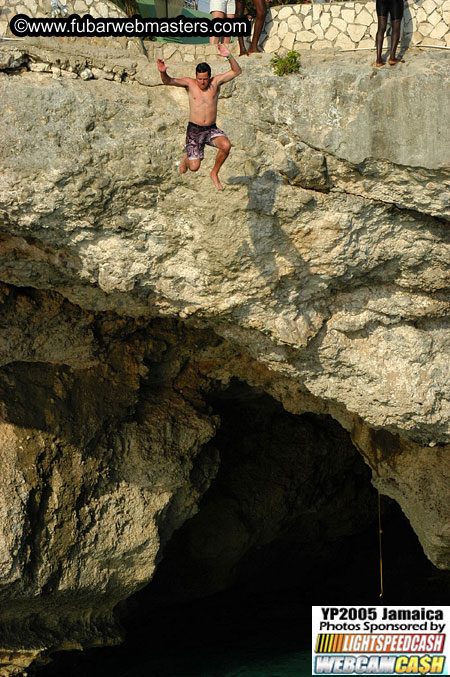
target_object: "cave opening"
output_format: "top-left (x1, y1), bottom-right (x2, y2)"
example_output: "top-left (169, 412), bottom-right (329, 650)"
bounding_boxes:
top-left (34, 378), bottom-right (448, 676)
top-left (145, 379), bottom-right (445, 605)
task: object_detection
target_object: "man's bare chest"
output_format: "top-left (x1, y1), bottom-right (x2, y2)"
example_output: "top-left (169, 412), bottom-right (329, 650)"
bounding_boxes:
top-left (189, 88), bottom-right (218, 106)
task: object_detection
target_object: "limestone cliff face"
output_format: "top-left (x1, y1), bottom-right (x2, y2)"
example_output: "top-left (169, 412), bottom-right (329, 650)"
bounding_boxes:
top-left (0, 39), bottom-right (449, 671)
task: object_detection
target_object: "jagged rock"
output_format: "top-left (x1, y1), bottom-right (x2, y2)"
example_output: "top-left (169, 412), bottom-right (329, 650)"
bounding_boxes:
top-left (79, 67), bottom-right (94, 80)
top-left (0, 297), bottom-right (220, 666)
top-left (0, 46), bottom-right (448, 445)
top-left (0, 40), bottom-right (449, 671)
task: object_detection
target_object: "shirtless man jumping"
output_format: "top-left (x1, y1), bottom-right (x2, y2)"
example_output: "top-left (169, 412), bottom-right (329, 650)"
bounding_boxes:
top-left (157, 44), bottom-right (242, 191)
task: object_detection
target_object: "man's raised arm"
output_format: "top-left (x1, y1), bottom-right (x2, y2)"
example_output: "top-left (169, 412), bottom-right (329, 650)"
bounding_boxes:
top-left (157, 59), bottom-right (191, 87)
top-left (213, 44), bottom-right (242, 86)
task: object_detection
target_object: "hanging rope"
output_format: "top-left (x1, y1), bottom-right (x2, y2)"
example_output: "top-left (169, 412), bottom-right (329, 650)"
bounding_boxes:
top-left (378, 490), bottom-right (384, 599)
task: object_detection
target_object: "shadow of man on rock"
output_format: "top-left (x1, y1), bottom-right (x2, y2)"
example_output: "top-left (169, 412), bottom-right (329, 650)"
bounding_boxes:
top-left (225, 166), bottom-right (333, 338)
top-left (400, 0), bottom-right (414, 55)
top-left (227, 170), bottom-right (308, 283)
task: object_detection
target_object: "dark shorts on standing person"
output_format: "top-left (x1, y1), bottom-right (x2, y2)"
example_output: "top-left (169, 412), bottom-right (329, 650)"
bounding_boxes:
top-left (186, 122), bottom-right (228, 160)
top-left (376, 0), bottom-right (403, 20)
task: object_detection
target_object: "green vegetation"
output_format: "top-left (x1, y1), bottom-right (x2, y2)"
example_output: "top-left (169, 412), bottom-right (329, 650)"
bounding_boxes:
top-left (270, 51), bottom-right (301, 76)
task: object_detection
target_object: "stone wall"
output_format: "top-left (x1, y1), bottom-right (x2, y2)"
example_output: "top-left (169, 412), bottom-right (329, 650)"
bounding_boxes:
top-left (0, 0), bottom-right (143, 52)
top-left (262, 0), bottom-right (450, 53)
top-left (2, 0), bottom-right (448, 54)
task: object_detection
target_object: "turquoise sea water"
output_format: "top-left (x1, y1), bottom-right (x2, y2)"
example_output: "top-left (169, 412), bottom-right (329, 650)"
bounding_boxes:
top-left (38, 644), bottom-right (312, 677)
top-left (117, 648), bottom-right (312, 676)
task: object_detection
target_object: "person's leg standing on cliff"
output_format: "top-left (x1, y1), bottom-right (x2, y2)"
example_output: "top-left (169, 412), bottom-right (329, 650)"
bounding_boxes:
top-left (375, 0), bottom-right (405, 66)
top-left (235, 0), bottom-right (267, 55)
top-left (157, 44), bottom-right (242, 191)
top-left (210, 0), bottom-right (236, 45)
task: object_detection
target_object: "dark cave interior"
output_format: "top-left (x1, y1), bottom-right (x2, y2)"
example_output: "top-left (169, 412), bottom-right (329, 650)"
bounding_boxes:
top-left (34, 380), bottom-right (450, 676)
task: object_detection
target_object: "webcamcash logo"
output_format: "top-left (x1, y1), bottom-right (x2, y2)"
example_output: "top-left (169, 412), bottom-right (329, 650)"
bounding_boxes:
top-left (312, 607), bottom-right (450, 675)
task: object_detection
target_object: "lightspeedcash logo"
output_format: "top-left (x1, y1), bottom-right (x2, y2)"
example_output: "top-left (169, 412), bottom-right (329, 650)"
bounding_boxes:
top-left (312, 607), bottom-right (450, 676)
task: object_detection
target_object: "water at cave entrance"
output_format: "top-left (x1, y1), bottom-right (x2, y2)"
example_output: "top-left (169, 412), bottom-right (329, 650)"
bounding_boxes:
top-left (120, 647), bottom-right (311, 676)
top-left (36, 584), bottom-right (313, 677)
top-left (69, 644), bottom-right (312, 677)
top-left (190, 650), bottom-right (312, 677)
top-left (37, 625), bottom-right (312, 677)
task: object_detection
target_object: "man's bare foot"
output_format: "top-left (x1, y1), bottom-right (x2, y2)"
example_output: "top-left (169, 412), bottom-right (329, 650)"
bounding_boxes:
top-left (248, 46), bottom-right (263, 54)
top-left (389, 58), bottom-right (405, 65)
top-left (210, 171), bottom-right (223, 190)
top-left (179, 154), bottom-right (188, 175)
top-left (239, 49), bottom-right (248, 56)
top-left (376, 60), bottom-right (384, 67)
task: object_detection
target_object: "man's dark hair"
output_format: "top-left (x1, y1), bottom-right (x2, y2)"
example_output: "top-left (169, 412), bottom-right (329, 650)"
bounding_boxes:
top-left (196, 62), bottom-right (211, 76)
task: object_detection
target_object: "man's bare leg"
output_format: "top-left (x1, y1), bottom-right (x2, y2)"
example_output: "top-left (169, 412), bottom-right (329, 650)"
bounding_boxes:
top-left (375, 15), bottom-right (387, 66)
top-left (235, 0), bottom-right (248, 55)
top-left (223, 14), bottom-right (234, 45)
top-left (248, 0), bottom-right (267, 54)
top-left (210, 136), bottom-right (231, 190)
top-left (179, 153), bottom-right (188, 174)
top-left (389, 18), bottom-right (405, 64)
top-left (179, 155), bottom-right (201, 174)
top-left (210, 10), bottom-right (224, 44)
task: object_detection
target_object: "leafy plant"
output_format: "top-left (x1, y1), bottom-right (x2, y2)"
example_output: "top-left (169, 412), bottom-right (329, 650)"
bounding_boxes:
top-left (270, 51), bottom-right (301, 76)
